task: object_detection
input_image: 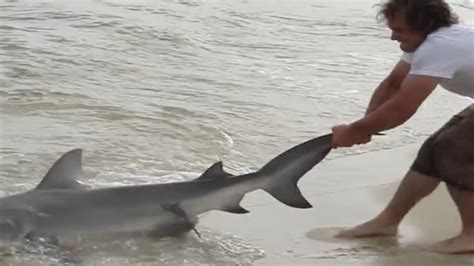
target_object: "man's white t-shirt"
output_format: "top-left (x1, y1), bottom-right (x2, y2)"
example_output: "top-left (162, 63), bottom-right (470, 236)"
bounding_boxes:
top-left (401, 24), bottom-right (474, 100)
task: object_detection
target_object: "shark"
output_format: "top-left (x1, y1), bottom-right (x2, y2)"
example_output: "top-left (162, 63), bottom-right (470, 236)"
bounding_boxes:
top-left (0, 134), bottom-right (332, 243)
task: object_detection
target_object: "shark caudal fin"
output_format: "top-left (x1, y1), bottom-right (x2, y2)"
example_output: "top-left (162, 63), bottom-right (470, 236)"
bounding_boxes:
top-left (258, 134), bottom-right (332, 208)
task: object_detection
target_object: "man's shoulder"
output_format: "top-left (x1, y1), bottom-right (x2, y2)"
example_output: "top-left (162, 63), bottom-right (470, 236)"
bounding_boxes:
top-left (428, 24), bottom-right (474, 41)
top-left (416, 24), bottom-right (473, 55)
top-left (400, 24), bottom-right (473, 64)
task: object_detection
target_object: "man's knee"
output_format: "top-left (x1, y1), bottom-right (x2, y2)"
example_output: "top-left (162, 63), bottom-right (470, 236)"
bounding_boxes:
top-left (404, 170), bottom-right (440, 195)
top-left (411, 106), bottom-right (474, 192)
top-left (447, 184), bottom-right (474, 197)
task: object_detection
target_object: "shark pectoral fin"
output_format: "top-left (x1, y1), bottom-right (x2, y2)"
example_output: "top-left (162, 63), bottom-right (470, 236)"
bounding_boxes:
top-left (0, 218), bottom-right (31, 242)
top-left (162, 204), bottom-right (201, 238)
top-left (36, 149), bottom-right (88, 190)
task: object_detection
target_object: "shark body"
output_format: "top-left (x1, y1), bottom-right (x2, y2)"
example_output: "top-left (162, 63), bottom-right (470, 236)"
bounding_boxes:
top-left (0, 134), bottom-right (332, 242)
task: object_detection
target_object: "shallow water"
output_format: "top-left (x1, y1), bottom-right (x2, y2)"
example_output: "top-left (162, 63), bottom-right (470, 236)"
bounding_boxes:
top-left (1, 0), bottom-right (473, 265)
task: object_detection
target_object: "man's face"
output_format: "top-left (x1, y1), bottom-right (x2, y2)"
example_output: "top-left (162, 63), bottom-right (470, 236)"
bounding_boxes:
top-left (387, 14), bottom-right (426, 52)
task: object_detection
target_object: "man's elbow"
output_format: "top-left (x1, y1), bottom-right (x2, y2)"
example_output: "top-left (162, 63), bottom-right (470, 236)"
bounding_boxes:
top-left (392, 99), bottom-right (419, 124)
top-left (385, 76), bottom-right (402, 92)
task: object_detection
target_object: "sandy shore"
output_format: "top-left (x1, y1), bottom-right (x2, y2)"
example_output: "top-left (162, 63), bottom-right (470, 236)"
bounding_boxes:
top-left (202, 142), bottom-right (474, 266)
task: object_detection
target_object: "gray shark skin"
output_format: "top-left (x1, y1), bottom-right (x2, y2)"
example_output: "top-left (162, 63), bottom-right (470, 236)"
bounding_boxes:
top-left (0, 134), bottom-right (332, 242)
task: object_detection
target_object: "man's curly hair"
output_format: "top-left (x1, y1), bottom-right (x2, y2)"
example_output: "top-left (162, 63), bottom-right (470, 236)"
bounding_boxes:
top-left (377, 0), bottom-right (459, 34)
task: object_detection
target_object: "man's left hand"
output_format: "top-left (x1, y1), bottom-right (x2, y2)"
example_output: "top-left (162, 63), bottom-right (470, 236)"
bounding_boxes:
top-left (331, 124), bottom-right (371, 148)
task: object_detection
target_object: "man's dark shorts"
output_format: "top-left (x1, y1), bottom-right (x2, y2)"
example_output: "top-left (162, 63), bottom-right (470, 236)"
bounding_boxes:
top-left (411, 104), bottom-right (474, 191)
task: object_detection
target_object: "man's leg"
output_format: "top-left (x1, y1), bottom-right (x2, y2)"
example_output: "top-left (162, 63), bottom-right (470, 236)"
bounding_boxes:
top-left (427, 106), bottom-right (474, 253)
top-left (336, 170), bottom-right (440, 238)
top-left (428, 186), bottom-right (474, 254)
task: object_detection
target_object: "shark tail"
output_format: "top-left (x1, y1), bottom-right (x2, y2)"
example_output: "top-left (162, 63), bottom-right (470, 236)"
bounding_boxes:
top-left (258, 134), bottom-right (332, 209)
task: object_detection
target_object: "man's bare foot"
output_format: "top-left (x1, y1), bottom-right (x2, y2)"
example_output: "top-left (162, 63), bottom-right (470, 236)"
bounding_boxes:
top-left (427, 233), bottom-right (474, 254)
top-left (335, 218), bottom-right (398, 238)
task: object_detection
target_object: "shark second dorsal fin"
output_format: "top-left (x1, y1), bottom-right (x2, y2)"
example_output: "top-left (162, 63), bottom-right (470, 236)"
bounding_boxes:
top-left (35, 149), bottom-right (87, 190)
top-left (196, 161), bottom-right (233, 180)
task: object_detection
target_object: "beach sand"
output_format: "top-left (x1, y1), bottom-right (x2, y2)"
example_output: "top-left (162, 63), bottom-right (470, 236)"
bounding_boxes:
top-left (202, 143), bottom-right (474, 266)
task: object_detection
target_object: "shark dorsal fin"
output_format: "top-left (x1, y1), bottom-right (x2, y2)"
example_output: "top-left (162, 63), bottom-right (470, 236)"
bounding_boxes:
top-left (35, 149), bottom-right (87, 190)
top-left (196, 161), bottom-right (233, 180)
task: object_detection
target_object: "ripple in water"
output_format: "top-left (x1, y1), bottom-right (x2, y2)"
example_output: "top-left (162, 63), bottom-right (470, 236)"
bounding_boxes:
top-left (1, 229), bottom-right (265, 266)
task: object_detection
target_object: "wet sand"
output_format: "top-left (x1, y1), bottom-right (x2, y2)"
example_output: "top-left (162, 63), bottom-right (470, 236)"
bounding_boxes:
top-left (202, 142), bottom-right (474, 266)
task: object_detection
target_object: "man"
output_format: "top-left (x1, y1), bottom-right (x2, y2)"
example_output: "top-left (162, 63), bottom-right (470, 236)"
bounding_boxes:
top-left (331, 0), bottom-right (474, 254)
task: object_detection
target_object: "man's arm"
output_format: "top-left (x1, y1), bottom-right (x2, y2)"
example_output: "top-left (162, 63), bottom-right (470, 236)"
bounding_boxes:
top-left (350, 74), bottom-right (441, 135)
top-left (365, 60), bottom-right (411, 114)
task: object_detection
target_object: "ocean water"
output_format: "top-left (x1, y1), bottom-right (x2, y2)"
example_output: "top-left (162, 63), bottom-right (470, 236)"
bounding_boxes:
top-left (0, 0), bottom-right (473, 265)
